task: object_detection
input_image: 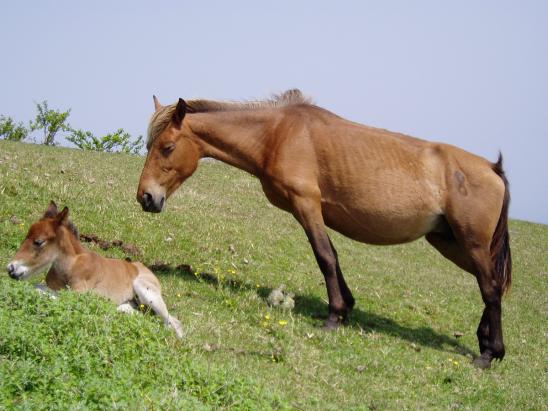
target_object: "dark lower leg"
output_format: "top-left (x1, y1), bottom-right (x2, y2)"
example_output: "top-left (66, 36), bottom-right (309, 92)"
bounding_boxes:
top-left (320, 260), bottom-right (349, 329)
top-left (292, 196), bottom-right (350, 329)
top-left (474, 303), bottom-right (504, 369)
top-left (473, 308), bottom-right (493, 369)
top-left (328, 237), bottom-right (355, 310)
top-left (307, 234), bottom-right (349, 329)
top-left (477, 309), bottom-right (490, 354)
top-left (474, 267), bottom-right (505, 368)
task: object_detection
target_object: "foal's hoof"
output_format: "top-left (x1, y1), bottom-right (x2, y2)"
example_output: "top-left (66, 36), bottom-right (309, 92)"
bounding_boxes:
top-left (472, 354), bottom-right (492, 370)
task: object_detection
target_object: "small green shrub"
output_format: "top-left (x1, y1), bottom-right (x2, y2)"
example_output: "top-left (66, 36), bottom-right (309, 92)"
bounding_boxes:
top-left (29, 100), bottom-right (71, 146)
top-left (0, 116), bottom-right (28, 141)
top-left (67, 128), bottom-right (143, 154)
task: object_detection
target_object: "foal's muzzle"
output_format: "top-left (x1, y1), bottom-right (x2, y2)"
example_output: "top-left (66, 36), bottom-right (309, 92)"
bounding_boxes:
top-left (139, 192), bottom-right (165, 213)
top-left (7, 262), bottom-right (24, 280)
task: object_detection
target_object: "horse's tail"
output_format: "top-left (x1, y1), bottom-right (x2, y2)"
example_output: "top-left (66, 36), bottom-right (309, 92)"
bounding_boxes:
top-left (491, 153), bottom-right (512, 295)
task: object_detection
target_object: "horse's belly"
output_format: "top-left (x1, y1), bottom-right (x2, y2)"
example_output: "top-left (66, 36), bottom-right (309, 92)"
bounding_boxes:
top-left (323, 204), bottom-right (441, 244)
top-left (319, 157), bottom-right (446, 244)
top-left (321, 194), bottom-right (443, 245)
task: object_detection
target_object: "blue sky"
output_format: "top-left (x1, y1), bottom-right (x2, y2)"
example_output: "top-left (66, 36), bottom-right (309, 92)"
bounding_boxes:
top-left (1, 1), bottom-right (547, 223)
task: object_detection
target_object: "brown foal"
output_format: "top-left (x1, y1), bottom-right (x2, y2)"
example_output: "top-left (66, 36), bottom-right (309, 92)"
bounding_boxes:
top-left (136, 90), bottom-right (511, 368)
top-left (7, 202), bottom-right (183, 339)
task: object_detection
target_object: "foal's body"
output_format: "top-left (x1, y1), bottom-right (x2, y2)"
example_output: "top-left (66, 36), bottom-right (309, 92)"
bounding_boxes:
top-left (137, 90), bottom-right (510, 367)
top-left (7, 203), bottom-right (183, 338)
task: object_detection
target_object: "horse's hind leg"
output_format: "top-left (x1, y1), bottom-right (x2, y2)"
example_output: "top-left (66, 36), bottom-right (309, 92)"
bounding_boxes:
top-left (133, 274), bottom-right (184, 339)
top-left (469, 247), bottom-right (505, 368)
top-left (427, 228), bottom-right (505, 368)
top-left (117, 301), bottom-right (138, 314)
top-left (429, 189), bottom-right (507, 370)
top-left (426, 232), bottom-right (490, 354)
top-left (425, 232), bottom-right (475, 274)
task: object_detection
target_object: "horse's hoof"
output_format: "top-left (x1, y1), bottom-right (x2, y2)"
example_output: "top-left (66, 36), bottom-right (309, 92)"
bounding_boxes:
top-left (472, 355), bottom-right (492, 369)
top-left (323, 316), bottom-right (343, 330)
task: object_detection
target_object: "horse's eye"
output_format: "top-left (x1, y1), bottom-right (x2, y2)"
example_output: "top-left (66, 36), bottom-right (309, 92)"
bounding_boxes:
top-left (161, 144), bottom-right (175, 156)
top-left (33, 239), bottom-right (45, 248)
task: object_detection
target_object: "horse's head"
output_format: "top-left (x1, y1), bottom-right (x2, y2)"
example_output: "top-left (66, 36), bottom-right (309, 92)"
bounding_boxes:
top-left (7, 202), bottom-right (70, 280)
top-left (137, 96), bottom-right (201, 213)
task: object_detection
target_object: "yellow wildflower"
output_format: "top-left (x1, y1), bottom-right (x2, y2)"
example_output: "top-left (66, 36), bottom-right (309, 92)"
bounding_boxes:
top-left (278, 320), bottom-right (288, 326)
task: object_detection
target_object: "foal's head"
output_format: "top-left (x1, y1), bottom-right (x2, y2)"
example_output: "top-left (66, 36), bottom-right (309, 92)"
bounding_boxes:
top-left (137, 96), bottom-right (201, 213)
top-left (7, 202), bottom-right (73, 280)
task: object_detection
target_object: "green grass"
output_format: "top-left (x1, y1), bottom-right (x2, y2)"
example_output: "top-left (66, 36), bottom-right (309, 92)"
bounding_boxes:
top-left (0, 140), bottom-right (546, 410)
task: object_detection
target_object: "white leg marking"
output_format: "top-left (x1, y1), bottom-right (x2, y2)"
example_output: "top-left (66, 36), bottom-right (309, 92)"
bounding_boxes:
top-left (133, 276), bottom-right (184, 339)
top-left (34, 284), bottom-right (58, 299)
top-left (117, 302), bottom-right (138, 314)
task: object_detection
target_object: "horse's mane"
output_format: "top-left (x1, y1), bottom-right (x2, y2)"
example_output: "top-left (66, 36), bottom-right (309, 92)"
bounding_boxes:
top-left (68, 221), bottom-right (79, 238)
top-left (147, 89), bottom-right (313, 149)
top-left (42, 217), bottom-right (79, 238)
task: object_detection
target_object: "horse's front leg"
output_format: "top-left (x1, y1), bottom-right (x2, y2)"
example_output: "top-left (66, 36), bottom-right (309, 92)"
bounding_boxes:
top-left (328, 237), bottom-right (355, 310)
top-left (291, 193), bottom-right (351, 329)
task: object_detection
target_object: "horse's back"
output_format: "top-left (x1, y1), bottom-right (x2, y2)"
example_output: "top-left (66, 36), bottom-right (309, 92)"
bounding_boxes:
top-left (270, 108), bottom-right (502, 244)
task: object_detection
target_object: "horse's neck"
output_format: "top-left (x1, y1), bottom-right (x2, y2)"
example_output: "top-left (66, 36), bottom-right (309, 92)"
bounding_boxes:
top-left (51, 229), bottom-right (86, 276)
top-left (188, 111), bottom-right (272, 176)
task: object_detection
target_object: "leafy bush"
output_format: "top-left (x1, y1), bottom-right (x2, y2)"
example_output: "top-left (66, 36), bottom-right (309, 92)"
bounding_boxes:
top-left (29, 100), bottom-right (71, 146)
top-left (67, 128), bottom-right (143, 154)
top-left (0, 116), bottom-right (28, 141)
top-left (2, 101), bottom-right (143, 153)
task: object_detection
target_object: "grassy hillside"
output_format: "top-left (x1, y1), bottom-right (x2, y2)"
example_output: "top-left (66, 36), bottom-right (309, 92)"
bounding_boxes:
top-left (0, 140), bottom-right (546, 410)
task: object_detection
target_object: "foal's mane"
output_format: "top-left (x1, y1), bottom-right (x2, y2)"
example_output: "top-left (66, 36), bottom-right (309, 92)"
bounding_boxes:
top-left (147, 89), bottom-right (313, 149)
top-left (63, 220), bottom-right (80, 239)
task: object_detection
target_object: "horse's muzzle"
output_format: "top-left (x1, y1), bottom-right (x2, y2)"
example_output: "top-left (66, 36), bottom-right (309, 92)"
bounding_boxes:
top-left (139, 192), bottom-right (165, 213)
top-left (7, 263), bottom-right (23, 280)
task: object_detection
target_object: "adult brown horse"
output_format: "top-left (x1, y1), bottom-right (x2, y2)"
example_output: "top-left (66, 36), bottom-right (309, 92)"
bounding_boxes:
top-left (136, 90), bottom-right (511, 369)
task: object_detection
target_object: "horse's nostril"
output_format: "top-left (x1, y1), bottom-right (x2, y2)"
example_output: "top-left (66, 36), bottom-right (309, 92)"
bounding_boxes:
top-left (143, 192), bottom-right (152, 205)
top-left (7, 263), bottom-right (18, 279)
top-left (159, 196), bottom-right (165, 209)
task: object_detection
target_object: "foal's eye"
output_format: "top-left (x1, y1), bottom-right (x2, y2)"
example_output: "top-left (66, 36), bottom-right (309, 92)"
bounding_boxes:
top-left (33, 239), bottom-right (46, 248)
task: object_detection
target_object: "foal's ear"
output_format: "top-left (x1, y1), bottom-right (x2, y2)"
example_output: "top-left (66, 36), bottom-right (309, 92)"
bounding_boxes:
top-left (153, 95), bottom-right (163, 111)
top-left (56, 207), bottom-right (70, 226)
top-left (172, 98), bottom-right (187, 129)
top-left (44, 201), bottom-right (59, 218)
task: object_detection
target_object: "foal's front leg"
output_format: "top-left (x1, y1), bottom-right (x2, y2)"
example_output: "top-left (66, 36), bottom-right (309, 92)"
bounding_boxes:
top-left (291, 194), bottom-right (351, 329)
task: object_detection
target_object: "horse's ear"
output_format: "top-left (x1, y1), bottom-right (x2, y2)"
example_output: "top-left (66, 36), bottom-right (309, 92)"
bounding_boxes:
top-left (44, 201), bottom-right (58, 218)
top-left (172, 98), bottom-right (187, 129)
top-left (56, 207), bottom-right (70, 226)
top-left (153, 95), bottom-right (163, 111)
